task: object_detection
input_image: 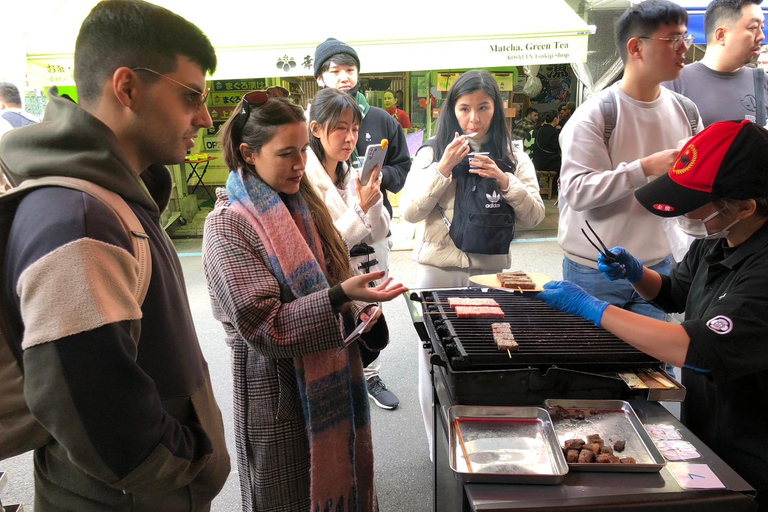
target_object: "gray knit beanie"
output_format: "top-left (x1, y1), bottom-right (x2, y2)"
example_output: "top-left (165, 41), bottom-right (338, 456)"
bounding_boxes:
top-left (313, 38), bottom-right (361, 79)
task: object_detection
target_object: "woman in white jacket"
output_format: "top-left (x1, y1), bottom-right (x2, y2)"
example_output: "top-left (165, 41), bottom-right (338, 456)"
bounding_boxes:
top-left (305, 87), bottom-right (396, 406)
top-left (399, 70), bottom-right (545, 458)
top-left (305, 88), bottom-right (389, 251)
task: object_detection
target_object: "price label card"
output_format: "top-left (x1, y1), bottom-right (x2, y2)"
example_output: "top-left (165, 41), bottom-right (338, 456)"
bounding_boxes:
top-left (668, 463), bottom-right (725, 489)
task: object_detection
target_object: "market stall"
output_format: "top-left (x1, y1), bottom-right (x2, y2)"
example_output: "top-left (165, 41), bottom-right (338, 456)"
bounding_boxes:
top-left (406, 287), bottom-right (757, 512)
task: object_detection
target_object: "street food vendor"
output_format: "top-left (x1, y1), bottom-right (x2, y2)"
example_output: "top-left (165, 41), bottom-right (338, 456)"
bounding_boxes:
top-left (538, 120), bottom-right (768, 509)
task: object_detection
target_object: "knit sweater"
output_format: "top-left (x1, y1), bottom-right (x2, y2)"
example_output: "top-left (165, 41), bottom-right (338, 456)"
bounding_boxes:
top-left (558, 82), bottom-right (702, 268)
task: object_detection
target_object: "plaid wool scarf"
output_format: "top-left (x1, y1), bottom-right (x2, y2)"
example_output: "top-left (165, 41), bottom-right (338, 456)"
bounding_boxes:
top-left (226, 169), bottom-right (376, 512)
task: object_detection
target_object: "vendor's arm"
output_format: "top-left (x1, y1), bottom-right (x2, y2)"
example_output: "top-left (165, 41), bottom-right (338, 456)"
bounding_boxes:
top-left (203, 206), bottom-right (349, 359)
top-left (559, 112), bottom-right (678, 212)
top-left (600, 307), bottom-right (690, 367)
top-left (399, 146), bottom-right (455, 223)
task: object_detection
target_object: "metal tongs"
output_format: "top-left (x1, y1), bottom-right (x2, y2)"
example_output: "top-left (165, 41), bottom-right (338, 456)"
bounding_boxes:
top-left (581, 220), bottom-right (616, 264)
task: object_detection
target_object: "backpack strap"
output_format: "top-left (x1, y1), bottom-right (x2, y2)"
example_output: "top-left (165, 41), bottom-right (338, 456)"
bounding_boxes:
top-left (753, 68), bottom-right (766, 127)
top-left (670, 91), bottom-right (700, 135)
top-left (9, 177), bottom-right (151, 305)
top-left (598, 89), bottom-right (618, 146)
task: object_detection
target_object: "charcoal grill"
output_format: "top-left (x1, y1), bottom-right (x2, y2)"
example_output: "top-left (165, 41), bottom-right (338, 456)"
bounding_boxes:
top-left (407, 287), bottom-right (676, 406)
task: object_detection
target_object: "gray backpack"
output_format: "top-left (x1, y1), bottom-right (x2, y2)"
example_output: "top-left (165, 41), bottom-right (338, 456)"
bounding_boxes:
top-left (0, 177), bottom-right (151, 460)
top-left (599, 88), bottom-right (700, 146)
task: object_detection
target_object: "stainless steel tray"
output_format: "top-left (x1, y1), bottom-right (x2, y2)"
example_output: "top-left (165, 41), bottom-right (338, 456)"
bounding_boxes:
top-left (448, 405), bottom-right (568, 484)
top-left (544, 399), bottom-right (666, 473)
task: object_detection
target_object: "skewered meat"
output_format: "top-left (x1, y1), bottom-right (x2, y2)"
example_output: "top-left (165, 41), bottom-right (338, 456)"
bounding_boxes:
top-left (491, 322), bottom-right (519, 351)
top-left (496, 271), bottom-right (537, 289)
top-left (455, 305), bottom-right (505, 319)
top-left (448, 297), bottom-right (500, 307)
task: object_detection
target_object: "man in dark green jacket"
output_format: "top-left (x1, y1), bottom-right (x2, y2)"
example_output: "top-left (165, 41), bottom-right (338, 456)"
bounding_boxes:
top-left (0, 1), bottom-right (230, 510)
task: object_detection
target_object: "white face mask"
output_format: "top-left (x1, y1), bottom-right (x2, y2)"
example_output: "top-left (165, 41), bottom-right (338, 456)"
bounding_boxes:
top-left (676, 210), bottom-right (739, 240)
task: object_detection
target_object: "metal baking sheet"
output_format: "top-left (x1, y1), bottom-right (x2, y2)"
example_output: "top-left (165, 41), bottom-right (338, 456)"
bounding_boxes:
top-left (449, 405), bottom-right (568, 484)
top-left (544, 399), bottom-right (666, 473)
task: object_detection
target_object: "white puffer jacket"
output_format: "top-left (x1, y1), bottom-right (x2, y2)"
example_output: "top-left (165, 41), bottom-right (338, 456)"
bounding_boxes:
top-left (303, 148), bottom-right (390, 249)
top-left (399, 143), bottom-right (544, 269)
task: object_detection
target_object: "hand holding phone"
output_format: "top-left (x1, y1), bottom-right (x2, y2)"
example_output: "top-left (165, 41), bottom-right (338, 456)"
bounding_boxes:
top-left (360, 139), bottom-right (388, 185)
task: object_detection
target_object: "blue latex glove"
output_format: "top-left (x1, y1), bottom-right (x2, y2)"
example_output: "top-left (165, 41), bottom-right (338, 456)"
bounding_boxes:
top-left (537, 281), bottom-right (610, 327)
top-left (597, 246), bottom-right (644, 284)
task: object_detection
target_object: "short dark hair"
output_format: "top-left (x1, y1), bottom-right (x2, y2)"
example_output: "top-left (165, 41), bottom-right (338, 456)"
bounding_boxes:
top-left (543, 110), bottom-right (559, 124)
top-left (74, 0), bottom-right (217, 103)
top-left (0, 83), bottom-right (22, 106)
top-left (316, 52), bottom-right (358, 78)
top-left (615, 0), bottom-right (689, 63)
top-left (525, 107), bottom-right (538, 117)
top-left (433, 70), bottom-right (517, 171)
top-left (705, 0), bottom-right (763, 42)
top-left (309, 88), bottom-right (362, 187)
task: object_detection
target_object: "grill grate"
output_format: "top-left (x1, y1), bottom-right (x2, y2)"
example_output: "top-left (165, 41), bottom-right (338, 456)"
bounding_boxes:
top-left (420, 288), bottom-right (658, 371)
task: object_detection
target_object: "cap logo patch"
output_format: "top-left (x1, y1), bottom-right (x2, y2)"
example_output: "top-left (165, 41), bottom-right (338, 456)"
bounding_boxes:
top-left (672, 145), bottom-right (698, 175)
top-left (706, 315), bottom-right (733, 335)
top-left (653, 204), bottom-right (675, 212)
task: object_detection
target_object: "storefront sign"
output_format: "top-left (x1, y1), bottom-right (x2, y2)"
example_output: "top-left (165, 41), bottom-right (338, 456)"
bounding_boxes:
top-left (27, 58), bottom-right (75, 86)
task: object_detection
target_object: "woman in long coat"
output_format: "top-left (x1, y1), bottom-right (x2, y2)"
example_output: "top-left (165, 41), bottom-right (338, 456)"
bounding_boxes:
top-left (202, 90), bottom-right (406, 511)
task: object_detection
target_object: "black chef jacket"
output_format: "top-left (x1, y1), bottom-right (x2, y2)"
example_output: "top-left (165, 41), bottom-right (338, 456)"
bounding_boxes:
top-left (653, 220), bottom-right (768, 508)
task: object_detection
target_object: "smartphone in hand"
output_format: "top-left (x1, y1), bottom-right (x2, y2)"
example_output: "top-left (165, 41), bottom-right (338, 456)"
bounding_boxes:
top-left (360, 140), bottom-right (388, 185)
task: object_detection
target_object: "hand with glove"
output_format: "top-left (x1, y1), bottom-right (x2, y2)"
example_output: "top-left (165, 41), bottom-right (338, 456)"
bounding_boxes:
top-left (537, 281), bottom-right (610, 327)
top-left (597, 246), bottom-right (644, 283)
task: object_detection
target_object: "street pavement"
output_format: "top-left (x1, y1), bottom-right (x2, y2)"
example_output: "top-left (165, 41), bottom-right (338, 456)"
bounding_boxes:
top-left (0, 208), bottom-right (565, 511)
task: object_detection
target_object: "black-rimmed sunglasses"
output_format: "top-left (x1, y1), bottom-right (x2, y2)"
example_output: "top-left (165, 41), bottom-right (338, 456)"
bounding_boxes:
top-left (234, 87), bottom-right (291, 139)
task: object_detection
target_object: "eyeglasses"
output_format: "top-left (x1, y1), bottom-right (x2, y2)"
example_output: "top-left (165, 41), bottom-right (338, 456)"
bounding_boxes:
top-left (234, 87), bottom-right (291, 140)
top-left (131, 67), bottom-right (210, 112)
top-left (638, 34), bottom-right (695, 51)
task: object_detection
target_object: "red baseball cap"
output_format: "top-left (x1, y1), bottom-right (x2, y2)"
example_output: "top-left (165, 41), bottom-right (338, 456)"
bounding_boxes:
top-left (635, 120), bottom-right (768, 217)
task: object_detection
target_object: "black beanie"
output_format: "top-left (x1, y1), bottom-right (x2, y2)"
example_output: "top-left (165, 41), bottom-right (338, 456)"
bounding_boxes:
top-left (313, 38), bottom-right (360, 79)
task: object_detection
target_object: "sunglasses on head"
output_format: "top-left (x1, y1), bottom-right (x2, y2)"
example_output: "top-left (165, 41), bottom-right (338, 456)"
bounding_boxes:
top-left (234, 87), bottom-right (291, 139)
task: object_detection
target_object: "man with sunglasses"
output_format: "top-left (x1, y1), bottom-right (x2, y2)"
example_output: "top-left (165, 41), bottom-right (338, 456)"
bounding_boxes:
top-left (314, 37), bottom-right (411, 411)
top-left (664, 0), bottom-right (767, 127)
top-left (558, 0), bottom-right (703, 334)
top-left (0, 1), bottom-right (229, 510)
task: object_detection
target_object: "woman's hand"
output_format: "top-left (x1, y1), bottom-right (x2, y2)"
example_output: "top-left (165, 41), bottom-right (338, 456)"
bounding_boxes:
top-left (469, 154), bottom-right (510, 190)
top-left (437, 132), bottom-right (470, 177)
top-left (360, 304), bottom-right (383, 333)
top-left (340, 272), bottom-right (409, 303)
top-left (355, 165), bottom-right (383, 213)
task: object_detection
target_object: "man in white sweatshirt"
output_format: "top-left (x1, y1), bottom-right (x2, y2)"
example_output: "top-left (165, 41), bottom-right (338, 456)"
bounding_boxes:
top-left (558, 0), bottom-right (702, 321)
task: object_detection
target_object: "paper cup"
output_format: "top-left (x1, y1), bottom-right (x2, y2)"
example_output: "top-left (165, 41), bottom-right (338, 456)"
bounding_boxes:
top-left (468, 152), bottom-right (489, 169)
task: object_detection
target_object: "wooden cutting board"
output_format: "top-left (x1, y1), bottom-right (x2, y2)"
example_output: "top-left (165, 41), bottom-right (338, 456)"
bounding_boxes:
top-left (468, 273), bottom-right (553, 293)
